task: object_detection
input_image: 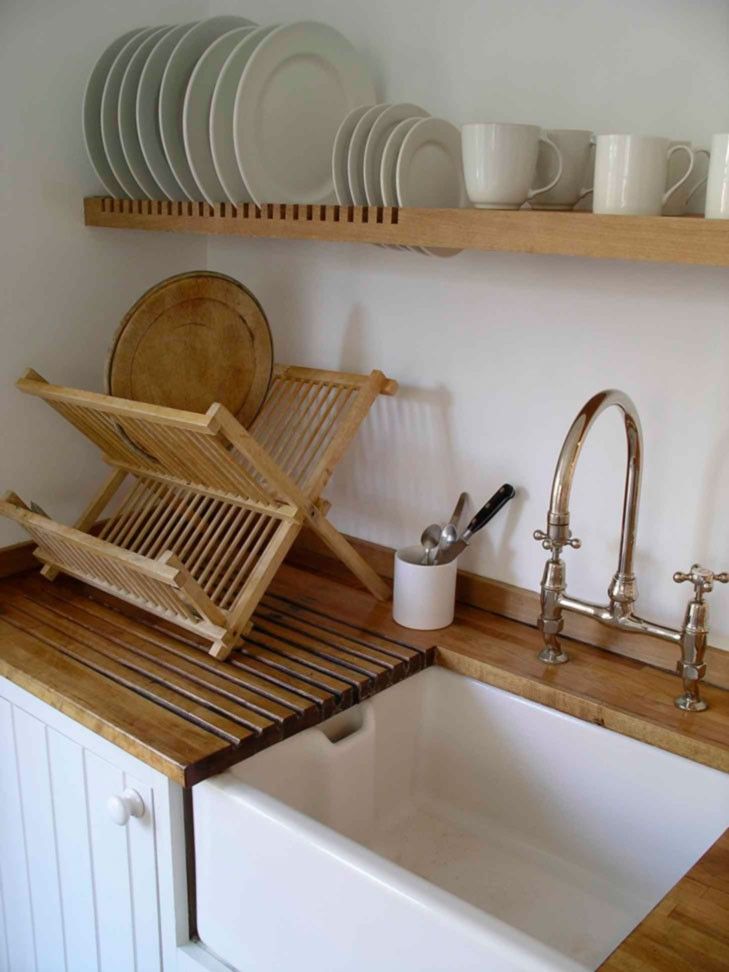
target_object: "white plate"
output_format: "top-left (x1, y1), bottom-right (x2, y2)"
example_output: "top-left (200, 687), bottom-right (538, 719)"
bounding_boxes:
top-left (210, 25), bottom-right (277, 205)
top-left (395, 117), bottom-right (466, 209)
top-left (332, 105), bottom-right (373, 205)
top-left (363, 102), bottom-right (428, 205)
top-left (137, 23), bottom-right (196, 200)
top-left (233, 21), bottom-right (375, 205)
top-left (118, 26), bottom-right (170, 199)
top-left (396, 117), bottom-right (465, 257)
top-left (346, 103), bottom-right (388, 205)
top-left (183, 26), bottom-right (256, 204)
top-left (101, 27), bottom-right (161, 198)
top-left (379, 118), bottom-right (422, 207)
top-left (159, 16), bottom-right (254, 201)
top-left (83, 28), bottom-right (148, 197)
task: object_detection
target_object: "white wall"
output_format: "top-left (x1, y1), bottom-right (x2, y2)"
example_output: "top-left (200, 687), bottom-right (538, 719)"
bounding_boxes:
top-left (205, 0), bottom-right (729, 646)
top-left (0, 0), bottom-right (207, 533)
top-left (3, 0), bottom-right (729, 648)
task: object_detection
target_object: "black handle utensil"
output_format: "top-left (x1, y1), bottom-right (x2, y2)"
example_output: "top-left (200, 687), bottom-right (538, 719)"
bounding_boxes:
top-left (433, 484), bottom-right (515, 565)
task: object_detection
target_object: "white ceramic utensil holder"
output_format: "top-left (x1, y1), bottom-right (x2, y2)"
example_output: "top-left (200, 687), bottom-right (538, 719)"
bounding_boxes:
top-left (393, 545), bottom-right (457, 630)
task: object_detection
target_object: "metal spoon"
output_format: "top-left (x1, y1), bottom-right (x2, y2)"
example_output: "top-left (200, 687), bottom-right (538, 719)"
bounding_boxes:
top-left (439, 492), bottom-right (468, 550)
top-left (420, 523), bottom-right (442, 565)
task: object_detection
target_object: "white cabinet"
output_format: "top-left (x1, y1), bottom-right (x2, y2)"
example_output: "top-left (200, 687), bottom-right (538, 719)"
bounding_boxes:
top-left (0, 677), bottom-right (189, 972)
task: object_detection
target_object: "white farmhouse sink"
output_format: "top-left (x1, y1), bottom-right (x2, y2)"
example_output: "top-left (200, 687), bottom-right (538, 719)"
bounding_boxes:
top-left (194, 667), bottom-right (729, 972)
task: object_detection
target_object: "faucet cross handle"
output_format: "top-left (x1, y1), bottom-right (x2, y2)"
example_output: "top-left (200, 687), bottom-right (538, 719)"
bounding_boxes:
top-left (533, 529), bottom-right (582, 553)
top-left (673, 564), bottom-right (729, 600)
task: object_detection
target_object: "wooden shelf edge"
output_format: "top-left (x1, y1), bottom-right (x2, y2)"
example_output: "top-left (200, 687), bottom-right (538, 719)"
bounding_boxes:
top-left (84, 196), bottom-right (729, 267)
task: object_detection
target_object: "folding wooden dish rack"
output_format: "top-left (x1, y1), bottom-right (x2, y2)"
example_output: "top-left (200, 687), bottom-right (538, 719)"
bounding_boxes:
top-left (0, 365), bottom-right (396, 660)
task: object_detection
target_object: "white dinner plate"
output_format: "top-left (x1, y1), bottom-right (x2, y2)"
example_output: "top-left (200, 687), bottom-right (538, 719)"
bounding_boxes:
top-left (118, 26), bottom-right (170, 199)
top-left (101, 26), bottom-right (161, 198)
top-left (137, 23), bottom-right (196, 200)
top-left (210, 25), bottom-right (277, 205)
top-left (83, 27), bottom-right (148, 197)
top-left (346, 104), bottom-right (388, 205)
top-left (396, 117), bottom-right (465, 257)
top-left (183, 26), bottom-right (256, 204)
top-left (363, 102), bottom-right (428, 206)
top-left (233, 21), bottom-right (375, 204)
top-left (332, 105), bottom-right (372, 205)
top-left (160, 16), bottom-right (254, 201)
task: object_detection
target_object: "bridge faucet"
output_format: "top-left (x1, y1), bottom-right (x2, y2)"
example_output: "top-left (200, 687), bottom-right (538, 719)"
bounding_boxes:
top-left (534, 389), bottom-right (725, 712)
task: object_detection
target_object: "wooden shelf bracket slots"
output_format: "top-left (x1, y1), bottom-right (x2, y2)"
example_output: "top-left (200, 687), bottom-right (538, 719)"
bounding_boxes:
top-left (0, 365), bottom-right (397, 660)
top-left (84, 196), bottom-right (729, 267)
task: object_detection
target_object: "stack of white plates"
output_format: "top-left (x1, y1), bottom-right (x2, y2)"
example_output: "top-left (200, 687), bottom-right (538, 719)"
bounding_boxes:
top-left (332, 103), bottom-right (467, 256)
top-left (83, 17), bottom-right (375, 206)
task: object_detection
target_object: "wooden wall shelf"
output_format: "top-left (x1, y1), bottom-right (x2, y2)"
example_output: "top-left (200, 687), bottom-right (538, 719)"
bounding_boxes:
top-left (85, 196), bottom-right (729, 267)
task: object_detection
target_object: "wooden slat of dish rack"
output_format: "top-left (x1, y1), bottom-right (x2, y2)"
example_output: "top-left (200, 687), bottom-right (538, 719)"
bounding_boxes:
top-left (0, 572), bottom-right (432, 785)
top-left (84, 196), bottom-right (729, 267)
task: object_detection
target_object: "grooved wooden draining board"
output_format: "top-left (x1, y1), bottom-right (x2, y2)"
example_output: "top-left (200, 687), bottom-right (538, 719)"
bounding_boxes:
top-left (84, 196), bottom-right (729, 267)
top-left (0, 570), bottom-right (432, 785)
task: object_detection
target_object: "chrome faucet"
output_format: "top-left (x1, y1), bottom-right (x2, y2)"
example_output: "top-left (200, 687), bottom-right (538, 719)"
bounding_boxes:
top-left (534, 389), bottom-right (726, 712)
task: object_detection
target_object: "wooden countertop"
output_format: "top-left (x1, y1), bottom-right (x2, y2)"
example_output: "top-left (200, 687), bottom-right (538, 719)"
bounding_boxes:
top-left (0, 562), bottom-right (726, 969)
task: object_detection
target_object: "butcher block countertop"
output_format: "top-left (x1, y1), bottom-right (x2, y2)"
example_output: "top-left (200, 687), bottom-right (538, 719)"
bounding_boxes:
top-left (0, 562), bottom-right (727, 970)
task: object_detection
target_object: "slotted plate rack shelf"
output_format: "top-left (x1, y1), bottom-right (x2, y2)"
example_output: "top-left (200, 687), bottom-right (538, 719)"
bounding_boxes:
top-left (0, 365), bottom-right (397, 660)
top-left (84, 196), bottom-right (729, 267)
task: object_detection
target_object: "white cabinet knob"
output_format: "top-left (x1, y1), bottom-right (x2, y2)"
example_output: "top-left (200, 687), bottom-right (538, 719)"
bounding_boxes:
top-left (107, 788), bottom-right (145, 826)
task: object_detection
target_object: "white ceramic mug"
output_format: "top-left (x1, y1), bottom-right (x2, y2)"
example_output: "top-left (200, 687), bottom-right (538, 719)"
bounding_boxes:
top-left (663, 140), bottom-right (710, 215)
top-left (530, 129), bottom-right (593, 210)
top-left (704, 133), bottom-right (729, 219)
top-left (591, 135), bottom-right (695, 216)
top-left (393, 545), bottom-right (457, 630)
top-left (462, 122), bottom-right (563, 209)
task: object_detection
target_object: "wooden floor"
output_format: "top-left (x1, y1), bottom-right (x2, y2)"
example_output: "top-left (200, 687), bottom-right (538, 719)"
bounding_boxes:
top-left (0, 570), bottom-right (432, 785)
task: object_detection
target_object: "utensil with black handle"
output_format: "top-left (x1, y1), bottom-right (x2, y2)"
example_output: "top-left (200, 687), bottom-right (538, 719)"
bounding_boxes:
top-left (433, 484), bottom-right (515, 565)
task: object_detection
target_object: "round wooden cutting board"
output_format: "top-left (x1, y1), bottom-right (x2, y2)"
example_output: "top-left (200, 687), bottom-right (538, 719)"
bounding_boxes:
top-left (106, 271), bottom-right (273, 426)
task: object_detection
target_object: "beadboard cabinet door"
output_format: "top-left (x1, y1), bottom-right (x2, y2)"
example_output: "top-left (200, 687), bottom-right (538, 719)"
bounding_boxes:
top-left (0, 679), bottom-right (189, 972)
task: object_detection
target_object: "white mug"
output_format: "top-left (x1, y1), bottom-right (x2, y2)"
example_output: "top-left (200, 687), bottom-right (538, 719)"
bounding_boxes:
top-left (462, 122), bottom-right (563, 209)
top-left (704, 133), bottom-right (729, 219)
top-left (592, 135), bottom-right (695, 216)
top-left (530, 128), bottom-right (593, 210)
top-left (663, 140), bottom-right (710, 215)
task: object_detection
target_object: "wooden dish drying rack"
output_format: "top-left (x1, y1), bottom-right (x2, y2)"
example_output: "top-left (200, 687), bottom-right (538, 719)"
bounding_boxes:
top-left (0, 365), bottom-right (396, 660)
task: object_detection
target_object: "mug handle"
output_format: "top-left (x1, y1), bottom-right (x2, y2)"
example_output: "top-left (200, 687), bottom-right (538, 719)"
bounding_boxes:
top-left (663, 144), bottom-right (695, 205)
top-left (686, 147), bottom-right (710, 206)
top-left (572, 134), bottom-right (596, 208)
top-left (527, 136), bottom-right (563, 200)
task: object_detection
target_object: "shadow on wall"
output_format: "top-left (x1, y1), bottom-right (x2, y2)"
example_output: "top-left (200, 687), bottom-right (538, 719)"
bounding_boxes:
top-left (321, 305), bottom-right (521, 576)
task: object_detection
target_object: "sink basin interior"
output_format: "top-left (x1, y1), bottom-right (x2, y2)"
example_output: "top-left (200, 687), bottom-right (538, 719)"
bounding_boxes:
top-left (195, 667), bottom-right (729, 971)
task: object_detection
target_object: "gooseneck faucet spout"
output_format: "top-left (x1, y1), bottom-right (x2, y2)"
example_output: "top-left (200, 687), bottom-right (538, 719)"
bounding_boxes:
top-left (534, 390), bottom-right (725, 712)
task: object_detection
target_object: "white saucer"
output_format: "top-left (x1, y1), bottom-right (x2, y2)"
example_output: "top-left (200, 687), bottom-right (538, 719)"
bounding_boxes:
top-left (83, 27), bottom-right (147, 197)
top-left (363, 102), bottom-right (428, 206)
top-left (209, 25), bottom-right (277, 205)
top-left (233, 21), bottom-right (375, 204)
top-left (137, 23), bottom-right (196, 200)
top-left (395, 117), bottom-right (466, 209)
top-left (332, 105), bottom-right (373, 205)
top-left (101, 27), bottom-right (161, 198)
top-left (160, 16), bottom-right (254, 201)
top-left (183, 26), bottom-right (255, 204)
top-left (395, 117), bottom-right (465, 257)
top-left (118, 26), bottom-right (170, 199)
top-left (346, 104), bottom-right (388, 205)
